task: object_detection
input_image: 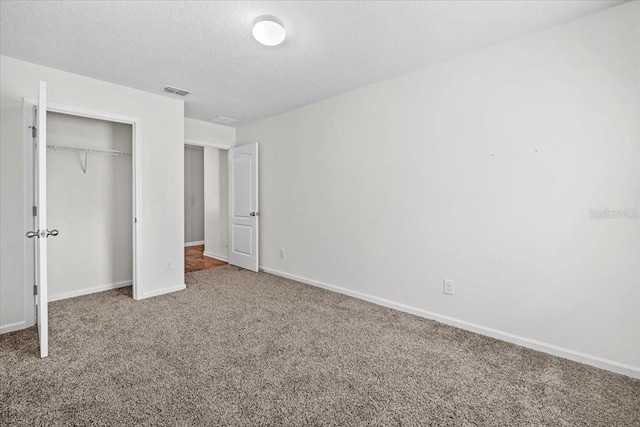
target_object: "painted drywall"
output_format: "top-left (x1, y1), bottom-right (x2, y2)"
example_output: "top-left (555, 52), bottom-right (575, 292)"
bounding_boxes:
top-left (203, 148), bottom-right (228, 260)
top-left (47, 112), bottom-right (132, 299)
top-left (185, 145), bottom-right (205, 244)
top-left (184, 117), bottom-right (235, 147)
top-left (237, 2), bottom-right (640, 372)
top-left (1, 56), bottom-right (185, 333)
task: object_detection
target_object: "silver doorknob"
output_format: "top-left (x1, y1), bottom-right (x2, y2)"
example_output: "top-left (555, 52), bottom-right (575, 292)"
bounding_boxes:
top-left (249, 212), bottom-right (260, 217)
top-left (25, 229), bottom-right (58, 238)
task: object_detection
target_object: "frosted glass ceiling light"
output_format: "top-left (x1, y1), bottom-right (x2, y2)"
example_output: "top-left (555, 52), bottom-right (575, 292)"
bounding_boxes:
top-left (252, 16), bottom-right (286, 46)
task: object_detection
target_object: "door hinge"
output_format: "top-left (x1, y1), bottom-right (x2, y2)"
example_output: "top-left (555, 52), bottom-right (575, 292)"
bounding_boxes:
top-left (31, 126), bottom-right (37, 138)
top-left (32, 206), bottom-right (38, 216)
top-left (33, 285), bottom-right (37, 295)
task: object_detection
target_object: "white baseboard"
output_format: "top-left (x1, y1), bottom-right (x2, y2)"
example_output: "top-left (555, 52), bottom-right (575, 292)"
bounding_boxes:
top-left (49, 280), bottom-right (132, 302)
top-left (141, 283), bottom-right (186, 299)
top-left (185, 240), bottom-right (205, 247)
top-left (261, 266), bottom-right (640, 380)
top-left (0, 321), bottom-right (27, 335)
top-left (203, 251), bottom-right (228, 262)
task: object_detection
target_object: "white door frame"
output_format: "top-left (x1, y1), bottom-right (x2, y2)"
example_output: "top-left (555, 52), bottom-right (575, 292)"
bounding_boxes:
top-left (183, 139), bottom-right (262, 269)
top-left (184, 138), bottom-right (233, 151)
top-left (183, 139), bottom-right (232, 259)
top-left (23, 98), bottom-right (143, 326)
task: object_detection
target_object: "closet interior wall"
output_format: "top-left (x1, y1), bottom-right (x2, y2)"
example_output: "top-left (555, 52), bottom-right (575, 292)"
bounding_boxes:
top-left (47, 112), bottom-right (132, 300)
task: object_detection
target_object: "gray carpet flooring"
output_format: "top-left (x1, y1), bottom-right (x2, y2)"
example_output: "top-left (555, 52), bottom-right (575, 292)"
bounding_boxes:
top-left (1, 265), bottom-right (639, 426)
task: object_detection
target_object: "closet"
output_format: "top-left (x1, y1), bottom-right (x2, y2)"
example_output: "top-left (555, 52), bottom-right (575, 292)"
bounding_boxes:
top-left (46, 112), bottom-right (133, 300)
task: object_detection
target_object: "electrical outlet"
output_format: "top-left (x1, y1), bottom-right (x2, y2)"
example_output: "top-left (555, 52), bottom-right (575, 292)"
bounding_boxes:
top-left (165, 260), bottom-right (173, 271)
top-left (280, 248), bottom-right (286, 259)
top-left (443, 279), bottom-right (454, 295)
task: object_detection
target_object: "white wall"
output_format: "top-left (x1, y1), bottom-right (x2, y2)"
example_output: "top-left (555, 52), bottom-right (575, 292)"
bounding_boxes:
top-left (183, 118), bottom-right (235, 261)
top-left (237, 2), bottom-right (640, 374)
top-left (184, 145), bottom-right (205, 244)
top-left (203, 148), bottom-right (228, 260)
top-left (1, 56), bottom-right (185, 333)
top-left (47, 112), bottom-right (132, 299)
top-left (185, 118), bottom-right (235, 147)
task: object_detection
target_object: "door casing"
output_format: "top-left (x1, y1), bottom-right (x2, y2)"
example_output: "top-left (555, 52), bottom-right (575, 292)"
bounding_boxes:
top-left (23, 97), bottom-right (143, 329)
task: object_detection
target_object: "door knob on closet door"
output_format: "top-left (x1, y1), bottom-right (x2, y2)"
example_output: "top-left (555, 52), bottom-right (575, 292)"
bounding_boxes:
top-left (249, 211), bottom-right (260, 217)
top-left (26, 229), bottom-right (59, 238)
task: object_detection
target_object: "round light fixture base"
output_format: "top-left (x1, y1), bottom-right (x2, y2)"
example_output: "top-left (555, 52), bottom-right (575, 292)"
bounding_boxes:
top-left (252, 16), bottom-right (286, 47)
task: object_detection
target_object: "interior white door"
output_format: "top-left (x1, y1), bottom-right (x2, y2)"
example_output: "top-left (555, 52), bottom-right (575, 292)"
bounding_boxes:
top-left (35, 81), bottom-right (49, 358)
top-left (228, 142), bottom-right (259, 272)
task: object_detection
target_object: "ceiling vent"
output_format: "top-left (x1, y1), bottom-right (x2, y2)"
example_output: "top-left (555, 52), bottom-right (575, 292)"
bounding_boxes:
top-left (210, 116), bottom-right (239, 125)
top-left (161, 85), bottom-right (192, 96)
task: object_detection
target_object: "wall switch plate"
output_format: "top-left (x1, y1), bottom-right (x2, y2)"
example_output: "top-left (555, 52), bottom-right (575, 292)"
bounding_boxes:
top-left (280, 248), bottom-right (286, 259)
top-left (165, 260), bottom-right (173, 271)
top-left (443, 279), bottom-right (454, 295)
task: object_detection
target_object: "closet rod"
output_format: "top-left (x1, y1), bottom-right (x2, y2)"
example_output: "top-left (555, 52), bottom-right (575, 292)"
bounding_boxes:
top-left (46, 145), bottom-right (131, 156)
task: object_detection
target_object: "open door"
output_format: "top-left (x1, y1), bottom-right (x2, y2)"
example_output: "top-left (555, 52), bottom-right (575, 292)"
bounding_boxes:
top-left (26, 81), bottom-right (53, 358)
top-left (35, 81), bottom-right (49, 358)
top-left (228, 142), bottom-right (259, 272)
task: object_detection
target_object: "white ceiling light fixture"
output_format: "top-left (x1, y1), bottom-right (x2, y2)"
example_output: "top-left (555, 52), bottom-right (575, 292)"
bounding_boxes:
top-left (252, 16), bottom-right (286, 47)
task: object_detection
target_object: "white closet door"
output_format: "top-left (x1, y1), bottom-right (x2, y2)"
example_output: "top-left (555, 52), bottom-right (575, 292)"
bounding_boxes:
top-left (35, 81), bottom-right (50, 358)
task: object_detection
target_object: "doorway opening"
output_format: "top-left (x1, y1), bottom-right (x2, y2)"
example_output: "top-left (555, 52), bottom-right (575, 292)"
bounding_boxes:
top-left (184, 143), bottom-right (228, 274)
top-left (182, 138), bottom-right (259, 279)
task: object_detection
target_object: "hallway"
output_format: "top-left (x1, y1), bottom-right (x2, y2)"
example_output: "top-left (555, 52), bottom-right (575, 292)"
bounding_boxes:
top-left (185, 244), bottom-right (226, 273)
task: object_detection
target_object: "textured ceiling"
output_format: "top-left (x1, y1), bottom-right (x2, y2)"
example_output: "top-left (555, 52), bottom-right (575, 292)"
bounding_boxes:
top-left (0, 1), bottom-right (624, 126)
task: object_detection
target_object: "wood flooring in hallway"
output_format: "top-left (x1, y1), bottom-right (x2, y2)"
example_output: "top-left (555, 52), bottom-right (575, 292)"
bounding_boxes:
top-left (185, 244), bottom-right (226, 273)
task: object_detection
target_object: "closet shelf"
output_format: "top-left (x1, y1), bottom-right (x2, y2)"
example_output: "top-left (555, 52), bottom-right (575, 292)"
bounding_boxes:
top-left (47, 145), bottom-right (131, 174)
top-left (47, 145), bottom-right (131, 156)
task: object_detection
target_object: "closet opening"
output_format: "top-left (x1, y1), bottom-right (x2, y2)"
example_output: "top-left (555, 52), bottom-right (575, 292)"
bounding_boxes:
top-left (47, 112), bottom-right (133, 301)
top-left (24, 99), bottom-right (142, 328)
